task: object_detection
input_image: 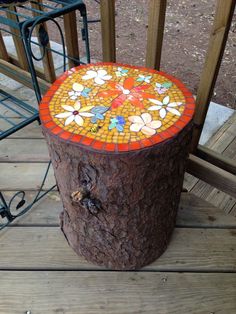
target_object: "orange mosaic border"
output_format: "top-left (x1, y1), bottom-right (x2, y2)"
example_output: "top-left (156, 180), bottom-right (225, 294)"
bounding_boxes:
top-left (39, 62), bottom-right (195, 153)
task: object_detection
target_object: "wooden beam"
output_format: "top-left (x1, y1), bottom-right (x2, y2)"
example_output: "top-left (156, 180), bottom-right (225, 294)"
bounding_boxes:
top-left (63, 11), bottom-right (80, 68)
top-left (187, 154), bottom-right (236, 199)
top-left (145, 0), bottom-right (167, 69)
top-left (191, 0), bottom-right (236, 151)
top-left (31, 0), bottom-right (56, 83)
top-left (0, 227), bottom-right (236, 271)
top-left (0, 31), bottom-right (9, 61)
top-left (8, 53), bottom-right (48, 81)
top-left (1, 272), bottom-right (236, 314)
top-left (100, 0), bottom-right (116, 62)
top-left (0, 59), bottom-right (50, 95)
top-left (197, 145), bottom-right (236, 175)
top-left (6, 6), bottom-right (29, 71)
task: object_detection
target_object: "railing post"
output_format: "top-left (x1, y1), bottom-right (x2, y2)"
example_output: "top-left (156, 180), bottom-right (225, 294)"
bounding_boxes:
top-left (31, 0), bottom-right (56, 83)
top-left (100, 0), bottom-right (116, 62)
top-left (191, 0), bottom-right (235, 152)
top-left (63, 11), bottom-right (81, 68)
top-left (0, 32), bottom-right (9, 61)
top-left (6, 6), bottom-right (29, 71)
top-left (146, 0), bottom-right (167, 70)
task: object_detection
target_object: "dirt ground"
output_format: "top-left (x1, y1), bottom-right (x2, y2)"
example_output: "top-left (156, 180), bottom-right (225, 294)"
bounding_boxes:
top-left (84, 0), bottom-right (235, 109)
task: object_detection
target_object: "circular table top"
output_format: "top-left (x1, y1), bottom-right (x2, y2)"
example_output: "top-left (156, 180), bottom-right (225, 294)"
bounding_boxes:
top-left (40, 63), bottom-right (195, 153)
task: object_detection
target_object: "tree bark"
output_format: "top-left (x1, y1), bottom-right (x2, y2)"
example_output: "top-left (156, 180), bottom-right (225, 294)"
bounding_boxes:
top-left (43, 123), bottom-right (192, 270)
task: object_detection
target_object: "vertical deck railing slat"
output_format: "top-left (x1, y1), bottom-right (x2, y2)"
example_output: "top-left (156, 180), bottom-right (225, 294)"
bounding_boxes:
top-left (31, 0), bottom-right (56, 83)
top-left (145, 0), bottom-right (167, 70)
top-left (191, 0), bottom-right (236, 151)
top-left (0, 31), bottom-right (9, 61)
top-left (100, 0), bottom-right (116, 62)
top-left (63, 11), bottom-right (80, 68)
top-left (6, 6), bottom-right (29, 71)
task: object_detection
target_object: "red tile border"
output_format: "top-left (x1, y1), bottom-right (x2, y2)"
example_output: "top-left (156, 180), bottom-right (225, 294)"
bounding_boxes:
top-left (117, 143), bottom-right (130, 152)
top-left (40, 115), bottom-right (52, 123)
top-left (140, 138), bottom-right (154, 148)
top-left (151, 134), bottom-right (163, 144)
top-left (51, 126), bottom-right (63, 135)
top-left (44, 121), bottom-right (56, 129)
top-left (92, 140), bottom-right (105, 150)
top-left (71, 134), bottom-right (83, 143)
top-left (129, 142), bottom-right (141, 151)
top-left (60, 131), bottom-right (72, 140)
top-left (105, 143), bottom-right (116, 151)
top-left (80, 137), bottom-right (94, 146)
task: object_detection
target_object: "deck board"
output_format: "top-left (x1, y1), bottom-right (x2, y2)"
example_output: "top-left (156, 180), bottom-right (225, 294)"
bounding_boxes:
top-left (1, 271), bottom-right (236, 314)
top-left (0, 226), bottom-right (236, 272)
top-left (187, 112), bottom-right (236, 212)
top-left (0, 163), bottom-right (56, 190)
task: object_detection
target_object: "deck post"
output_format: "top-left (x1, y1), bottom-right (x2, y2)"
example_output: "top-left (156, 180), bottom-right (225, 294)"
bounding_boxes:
top-left (100, 0), bottom-right (116, 62)
top-left (0, 31), bottom-right (9, 61)
top-left (31, 0), bottom-right (56, 83)
top-left (191, 0), bottom-right (236, 151)
top-left (145, 0), bottom-right (167, 70)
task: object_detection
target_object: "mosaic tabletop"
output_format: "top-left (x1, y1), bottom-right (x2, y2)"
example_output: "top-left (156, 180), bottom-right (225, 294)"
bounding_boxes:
top-left (40, 63), bottom-right (195, 153)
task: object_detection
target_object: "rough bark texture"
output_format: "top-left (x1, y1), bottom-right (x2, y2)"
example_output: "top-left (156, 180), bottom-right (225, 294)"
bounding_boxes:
top-left (43, 123), bottom-right (192, 270)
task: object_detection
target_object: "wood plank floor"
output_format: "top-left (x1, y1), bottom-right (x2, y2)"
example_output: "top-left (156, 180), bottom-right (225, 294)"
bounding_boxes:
top-left (0, 111), bottom-right (236, 313)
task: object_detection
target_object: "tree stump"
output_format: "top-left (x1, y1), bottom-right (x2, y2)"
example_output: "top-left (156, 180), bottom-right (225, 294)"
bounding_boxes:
top-left (40, 63), bottom-right (195, 270)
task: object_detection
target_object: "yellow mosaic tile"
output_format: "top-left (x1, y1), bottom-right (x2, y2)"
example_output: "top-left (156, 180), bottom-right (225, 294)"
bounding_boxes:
top-left (48, 64), bottom-right (191, 145)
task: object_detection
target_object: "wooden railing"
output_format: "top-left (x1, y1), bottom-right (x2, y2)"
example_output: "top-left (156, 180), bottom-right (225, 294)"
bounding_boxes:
top-left (0, 2), bottom-right (80, 94)
top-left (100, 0), bottom-right (236, 198)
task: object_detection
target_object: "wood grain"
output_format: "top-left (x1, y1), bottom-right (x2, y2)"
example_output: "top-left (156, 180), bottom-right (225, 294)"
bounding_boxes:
top-left (191, 0), bottom-right (236, 150)
top-left (31, 0), bottom-right (56, 83)
top-left (177, 193), bottom-right (236, 228)
top-left (191, 180), bottom-right (236, 215)
top-left (0, 59), bottom-right (50, 93)
top-left (6, 6), bottom-right (29, 71)
top-left (0, 271), bottom-right (236, 314)
top-left (196, 144), bottom-right (236, 175)
top-left (0, 139), bottom-right (49, 162)
top-left (187, 154), bottom-right (236, 199)
top-left (187, 113), bottom-right (236, 211)
top-left (0, 227), bottom-right (235, 271)
top-left (1, 191), bottom-right (61, 226)
top-left (63, 11), bottom-right (80, 68)
top-left (0, 31), bottom-right (9, 61)
top-left (0, 163), bottom-right (56, 190)
top-left (0, 120), bottom-right (43, 139)
top-left (100, 0), bottom-right (116, 62)
top-left (146, 0), bottom-right (167, 69)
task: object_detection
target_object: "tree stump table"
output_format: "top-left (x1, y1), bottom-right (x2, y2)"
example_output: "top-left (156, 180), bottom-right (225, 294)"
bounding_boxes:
top-left (40, 63), bottom-right (195, 270)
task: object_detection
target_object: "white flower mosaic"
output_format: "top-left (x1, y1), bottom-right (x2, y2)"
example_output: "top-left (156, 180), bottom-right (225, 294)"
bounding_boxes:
top-left (148, 95), bottom-right (182, 119)
top-left (115, 67), bottom-right (129, 77)
top-left (128, 113), bottom-right (162, 136)
top-left (82, 69), bottom-right (112, 85)
top-left (136, 74), bottom-right (152, 83)
top-left (55, 102), bottom-right (94, 126)
top-left (68, 83), bottom-right (91, 100)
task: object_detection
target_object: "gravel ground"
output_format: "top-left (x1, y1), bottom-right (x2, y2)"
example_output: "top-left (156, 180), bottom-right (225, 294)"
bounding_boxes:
top-left (1, 1), bottom-right (234, 108)
top-left (85, 0), bottom-right (236, 109)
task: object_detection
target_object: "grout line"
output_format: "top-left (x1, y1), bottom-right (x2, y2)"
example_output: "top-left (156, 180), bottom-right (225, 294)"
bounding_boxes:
top-left (1, 225), bottom-right (236, 229)
top-left (0, 268), bottom-right (235, 274)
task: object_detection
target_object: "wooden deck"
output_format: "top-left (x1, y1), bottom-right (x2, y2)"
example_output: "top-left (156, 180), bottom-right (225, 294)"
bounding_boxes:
top-left (0, 108), bottom-right (236, 313)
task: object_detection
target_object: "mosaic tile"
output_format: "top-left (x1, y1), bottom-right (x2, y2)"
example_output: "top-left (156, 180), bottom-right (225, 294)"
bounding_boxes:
top-left (39, 63), bottom-right (195, 152)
